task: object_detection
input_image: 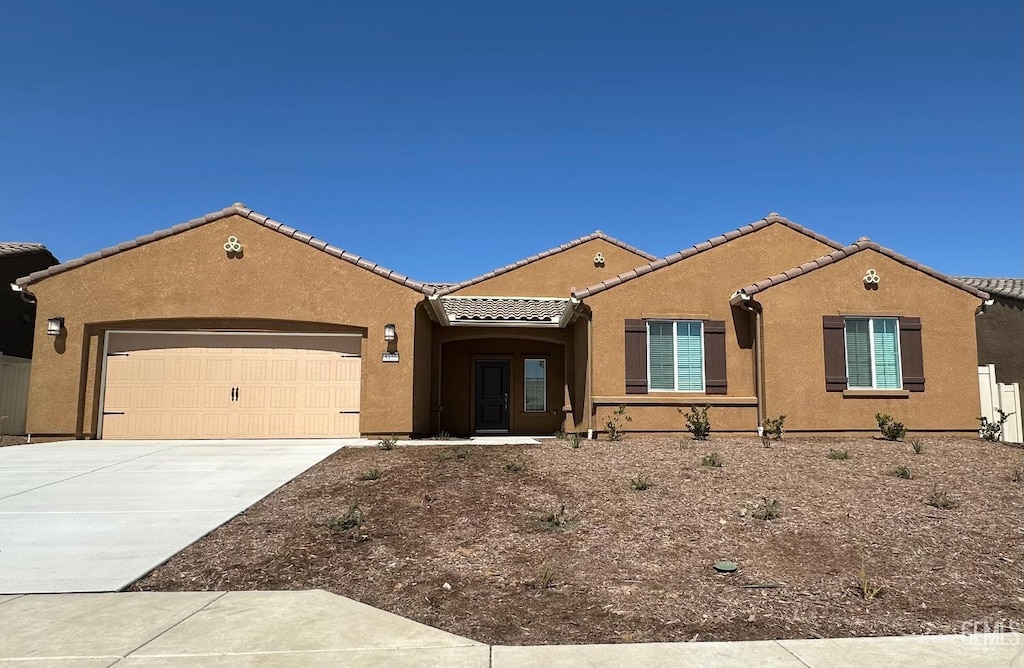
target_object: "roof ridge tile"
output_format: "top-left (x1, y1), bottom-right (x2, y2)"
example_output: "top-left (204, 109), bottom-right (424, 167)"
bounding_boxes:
top-left (734, 242), bottom-right (990, 300)
top-left (572, 213), bottom-right (846, 299)
top-left (437, 229), bottom-right (656, 295)
top-left (16, 204), bottom-right (434, 295)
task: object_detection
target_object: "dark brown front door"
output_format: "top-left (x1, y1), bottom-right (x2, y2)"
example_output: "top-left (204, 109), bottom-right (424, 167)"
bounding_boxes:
top-left (475, 359), bottom-right (510, 432)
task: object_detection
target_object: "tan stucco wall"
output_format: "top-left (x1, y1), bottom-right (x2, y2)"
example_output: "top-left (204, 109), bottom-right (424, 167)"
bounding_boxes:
top-left (437, 334), bottom-right (569, 436)
top-left (25, 215), bottom-right (428, 438)
top-left (451, 238), bottom-right (651, 297)
top-left (757, 248), bottom-right (983, 432)
top-left (975, 296), bottom-right (1024, 385)
top-left (584, 223), bottom-right (836, 432)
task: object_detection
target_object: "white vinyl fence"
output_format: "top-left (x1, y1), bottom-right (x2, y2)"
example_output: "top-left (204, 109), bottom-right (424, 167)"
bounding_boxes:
top-left (0, 355), bottom-right (32, 435)
top-left (978, 364), bottom-right (1022, 444)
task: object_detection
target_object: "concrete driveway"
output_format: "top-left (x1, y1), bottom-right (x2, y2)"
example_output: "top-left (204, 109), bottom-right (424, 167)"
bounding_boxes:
top-left (0, 440), bottom-right (342, 594)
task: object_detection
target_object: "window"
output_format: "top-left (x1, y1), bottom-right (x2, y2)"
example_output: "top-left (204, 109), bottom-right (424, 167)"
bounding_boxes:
top-left (845, 318), bottom-right (901, 389)
top-left (524, 358), bottom-right (546, 412)
top-left (648, 320), bottom-right (704, 392)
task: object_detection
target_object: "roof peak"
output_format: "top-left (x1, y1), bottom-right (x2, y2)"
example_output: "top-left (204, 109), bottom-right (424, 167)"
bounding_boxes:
top-left (17, 203), bottom-right (433, 294)
top-left (437, 229), bottom-right (655, 296)
top-left (735, 240), bottom-right (990, 300)
top-left (572, 213), bottom-right (845, 300)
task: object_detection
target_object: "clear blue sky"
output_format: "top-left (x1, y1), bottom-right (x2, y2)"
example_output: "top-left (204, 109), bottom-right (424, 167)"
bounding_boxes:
top-left (1, 1), bottom-right (1020, 282)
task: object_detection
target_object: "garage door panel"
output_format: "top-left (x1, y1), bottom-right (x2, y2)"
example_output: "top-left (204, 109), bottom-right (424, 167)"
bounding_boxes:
top-left (101, 332), bottom-right (361, 439)
top-left (268, 414), bottom-right (295, 436)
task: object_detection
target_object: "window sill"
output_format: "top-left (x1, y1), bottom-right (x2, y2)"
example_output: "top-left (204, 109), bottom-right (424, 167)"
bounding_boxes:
top-left (842, 389), bottom-right (910, 398)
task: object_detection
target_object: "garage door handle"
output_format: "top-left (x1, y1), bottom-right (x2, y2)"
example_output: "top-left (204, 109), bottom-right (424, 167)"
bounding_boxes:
top-left (231, 387), bottom-right (239, 402)
top-left (103, 411), bottom-right (125, 416)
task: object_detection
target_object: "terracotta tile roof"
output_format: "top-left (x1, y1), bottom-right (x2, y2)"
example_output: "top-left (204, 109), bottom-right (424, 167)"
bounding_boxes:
top-left (734, 238), bottom-right (991, 300)
top-left (437, 231), bottom-right (656, 296)
top-left (0, 242), bottom-right (54, 259)
top-left (440, 296), bottom-right (570, 323)
top-left (954, 277), bottom-right (1024, 302)
top-left (572, 213), bottom-right (845, 299)
top-left (15, 204), bottom-right (434, 294)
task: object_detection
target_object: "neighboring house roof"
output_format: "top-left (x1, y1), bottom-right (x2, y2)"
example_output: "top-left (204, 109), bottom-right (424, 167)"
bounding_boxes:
top-left (437, 231), bottom-right (657, 296)
top-left (431, 296), bottom-right (576, 327)
top-left (954, 277), bottom-right (1024, 302)
top-left (733, 238), bottom-right (991, 300)
top-left (16, 204), bottom-right (434, 295)
top-left (572, 213), bottom-right (845, 299)
top-left (0, 242), bottom-right (56, 262)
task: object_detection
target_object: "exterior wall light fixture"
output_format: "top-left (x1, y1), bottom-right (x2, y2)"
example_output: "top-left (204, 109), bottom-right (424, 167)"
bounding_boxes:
top-left (47, 317), bottom-right (65, 336)
top-left (384, 323), bottom-right (397, 341)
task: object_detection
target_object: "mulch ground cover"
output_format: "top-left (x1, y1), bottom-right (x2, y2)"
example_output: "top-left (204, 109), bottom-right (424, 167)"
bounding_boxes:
top-left (132, 434), bottom-right (1024, 645)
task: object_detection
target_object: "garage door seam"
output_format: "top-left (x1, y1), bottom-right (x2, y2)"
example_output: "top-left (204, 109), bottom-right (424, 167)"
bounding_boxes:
top-left (0, 446), bottom-right (178, 501)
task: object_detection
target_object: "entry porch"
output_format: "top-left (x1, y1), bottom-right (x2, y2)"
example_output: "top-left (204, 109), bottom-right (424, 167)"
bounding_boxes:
top-left (426, 296), bottom-right (589, 437)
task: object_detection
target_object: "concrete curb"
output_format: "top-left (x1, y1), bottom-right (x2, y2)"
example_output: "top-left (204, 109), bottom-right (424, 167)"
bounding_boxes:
top-left (0, 591), bottom-right (1020, 667)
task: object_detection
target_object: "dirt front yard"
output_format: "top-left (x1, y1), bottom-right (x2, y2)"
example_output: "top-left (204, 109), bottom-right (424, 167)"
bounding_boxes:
top-left (132, 435), bottom-right (1024, 644)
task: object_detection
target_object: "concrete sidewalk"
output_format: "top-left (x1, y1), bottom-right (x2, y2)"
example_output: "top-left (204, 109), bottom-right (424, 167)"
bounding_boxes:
top-left (0, 590), bottom-right (1019, 667)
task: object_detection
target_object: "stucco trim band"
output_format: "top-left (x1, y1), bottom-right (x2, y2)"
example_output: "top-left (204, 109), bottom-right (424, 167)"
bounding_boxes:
top-left (15, 204), bottom-right (435, 295)
top-left (593, 396), bottom-right (758, 406)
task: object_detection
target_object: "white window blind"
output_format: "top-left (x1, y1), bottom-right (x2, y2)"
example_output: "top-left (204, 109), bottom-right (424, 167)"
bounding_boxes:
top-left (845, 317), bottom-right (901, 389)
top-left (648, 321), bottom-right (704, 392)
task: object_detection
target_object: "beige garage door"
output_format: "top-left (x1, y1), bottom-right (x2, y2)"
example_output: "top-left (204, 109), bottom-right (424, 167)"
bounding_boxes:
top-left (101, 332), bottom-right (361, 439)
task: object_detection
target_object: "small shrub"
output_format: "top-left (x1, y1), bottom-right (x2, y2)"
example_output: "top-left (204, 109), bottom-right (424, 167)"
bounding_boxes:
top-left (752, 497), bottom-right (781, 520)
top-left (875, 413), bottom-right (907, 441)
top-left (605, 404), bottom-right (632, 441)
top-left (328, 502), bottom-right (364, 533)
top-left (925, 485), bottom-right (959, 510)
top-left (630, 473), bottom-right (651, 491)
top-left (890, 465), bottom-right (912, 479)
top-left (1011, 467), bottom-right (1023, 483)
top-left (438, 446), bottom-right (472, 462)
top-left (504, 457), bottom-right (527, 473)
top-left (760, 432), bottom-right (772, 448)
top-left (700, 451), bottom-right (723, 468)
top-left (911, 439), bottom-right (924, 455)
top-left (432, 430), bottom-right (455, 441)
top-left (377, 435), bottom-right (398, 450)
top-left (763, 415), bottom-right (787, 440)
top-left (856, 558), bottom-right (884, 601)
top-left (827, 448), bottom-right (850, 460)
top-left (534, 505), bottom-right (577, 531)
top-left (681, 405), bottom-right (712, 440)
top-left (567, 433), bottom-right (583, 449)
top-left (538, 567), bottom-right (557, 589)
top-left (358, 468), bottom-right (384, 481)
top-left (978, 409), bottom-right (1014, 442)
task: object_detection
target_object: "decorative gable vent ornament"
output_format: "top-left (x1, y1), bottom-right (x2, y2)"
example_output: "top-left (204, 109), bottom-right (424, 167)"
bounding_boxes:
top-left (863, 269), bottom-right (880, 285)
top-left (224, 236), bottom-right (243, 258)
top-left (593, 252), bottom-right (605, 267)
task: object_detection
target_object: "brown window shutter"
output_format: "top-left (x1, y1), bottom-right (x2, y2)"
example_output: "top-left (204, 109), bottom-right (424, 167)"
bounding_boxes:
top-left (899, 317), bottom-right (925, 392)
top-left (703, 320), bottom-right (727, 395)
top-left (624, 319), bottom-right (648, 394)
top-left (823, 316), bottom-right (848, 391)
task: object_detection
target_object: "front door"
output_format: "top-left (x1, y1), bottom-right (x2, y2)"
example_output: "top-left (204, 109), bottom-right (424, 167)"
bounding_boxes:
top-left (475, 359), bottom-right (510, 433)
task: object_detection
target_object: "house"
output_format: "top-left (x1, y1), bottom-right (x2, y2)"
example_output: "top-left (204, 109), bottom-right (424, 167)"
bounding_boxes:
top-left (14, 204), bottom-right (989, 440)
top-left (955, 278), bottom-right (1024, 386)
top-left (1, 243), bottom-right (58, 359)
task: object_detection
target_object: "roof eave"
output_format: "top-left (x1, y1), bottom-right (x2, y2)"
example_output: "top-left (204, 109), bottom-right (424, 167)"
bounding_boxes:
top-left (16, 204), bottom-right (434, 295)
